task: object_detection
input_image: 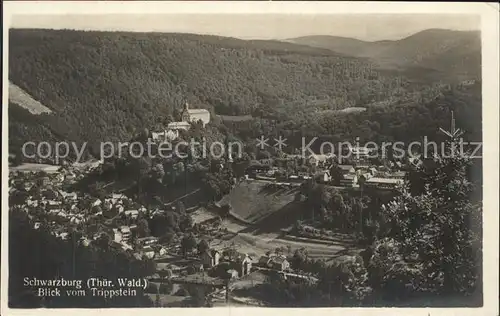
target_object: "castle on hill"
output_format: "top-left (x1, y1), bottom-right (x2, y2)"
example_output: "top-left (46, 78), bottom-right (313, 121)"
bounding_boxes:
top-left (180, 102), bottom-right (210, 127)
top-left (151, 102), bottom-right (210, 142)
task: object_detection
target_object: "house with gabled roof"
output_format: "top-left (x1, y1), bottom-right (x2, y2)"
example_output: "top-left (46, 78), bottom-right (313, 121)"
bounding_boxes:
top-left (181, 102), bottom-right (210, 127)
top-left (201, 249), bottom-right (221, 268)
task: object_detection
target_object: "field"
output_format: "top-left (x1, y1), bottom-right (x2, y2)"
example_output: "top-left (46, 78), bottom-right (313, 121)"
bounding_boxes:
top-left (9, 82), bottom-right (52, 115)
top-left (10, 163), bottom-right (60, 173)
top-left (192, 180), bottom-right (356, 260)
top-left (219, 180), bottom-right (300, 225)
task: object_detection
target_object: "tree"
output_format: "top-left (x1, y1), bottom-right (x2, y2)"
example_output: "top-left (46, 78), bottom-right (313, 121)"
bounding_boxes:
top-left (176, 201), bottom-right (186, 215)
top-left (379, 134), bottom-right (482, 295)
top-left (197, 239), bottom-right (210, 255)
top-left (137, 219), bottom-right (150, 237)
top-left (135, 157), bottom-right (152, 196)
top-left (179, 214), bottom-right (194, 232)
top-left (180, 234), bottom-right (197, 257)
top-left (152, 163), bottom-right (165, 182)
top-left (159, 231), bottom-right (175, 244)
top-left (329, 163), bottom-right (344, 185)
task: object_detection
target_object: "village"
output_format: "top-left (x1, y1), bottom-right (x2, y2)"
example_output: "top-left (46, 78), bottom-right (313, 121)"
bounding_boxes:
top-left (8, 139), bottom-right (417, 306)
top-left (8, 155), bottom-right (334, 306)
top-left (7, 95), bottom-right (425, 307)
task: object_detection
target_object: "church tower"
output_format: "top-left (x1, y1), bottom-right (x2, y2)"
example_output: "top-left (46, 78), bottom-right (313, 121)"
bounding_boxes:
top-left (181, 102), bottom-right (190, 122)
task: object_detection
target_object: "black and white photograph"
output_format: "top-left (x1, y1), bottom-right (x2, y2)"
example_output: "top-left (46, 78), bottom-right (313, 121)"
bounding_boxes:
top-left (2, 2), bottom-right (499, 314)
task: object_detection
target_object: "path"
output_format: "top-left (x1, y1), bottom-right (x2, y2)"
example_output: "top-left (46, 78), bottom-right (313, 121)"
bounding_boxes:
top-left (164, 188), bottom-right (201, 206)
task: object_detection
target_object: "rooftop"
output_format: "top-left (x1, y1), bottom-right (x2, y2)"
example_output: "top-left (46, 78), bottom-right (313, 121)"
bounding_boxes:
top-left (338, 165), bottom-right (354, 170)
top-left (187, 109), bottom-right (210, 115)
top-left (366, 177), bottom-right (403, 184)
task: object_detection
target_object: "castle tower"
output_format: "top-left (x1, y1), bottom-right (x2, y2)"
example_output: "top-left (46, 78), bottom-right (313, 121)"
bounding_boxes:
top-left (181, 102), bottom-right (190, 122)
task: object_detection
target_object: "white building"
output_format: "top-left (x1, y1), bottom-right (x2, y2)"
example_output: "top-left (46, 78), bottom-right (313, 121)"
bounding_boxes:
top-left (181, 102), bottom-right (210, 127)
top-left (152, 129), bottom-right (181, 142)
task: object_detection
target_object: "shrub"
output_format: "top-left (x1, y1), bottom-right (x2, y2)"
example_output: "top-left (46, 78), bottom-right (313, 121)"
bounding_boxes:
top-left (145, 282), bottom-right (158, 294)
top-left (158, 282), bottom-right (173, 294)
top-left (367, 238), bottom-right (424, 301)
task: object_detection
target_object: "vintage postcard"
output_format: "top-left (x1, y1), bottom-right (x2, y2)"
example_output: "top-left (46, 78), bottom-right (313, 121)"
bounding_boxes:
top-left (1, 2), bottom-right (499, 316)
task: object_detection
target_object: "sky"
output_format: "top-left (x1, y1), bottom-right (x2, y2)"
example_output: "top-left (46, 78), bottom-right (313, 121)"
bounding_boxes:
top-left (10, 14), bottom-right (480, 41)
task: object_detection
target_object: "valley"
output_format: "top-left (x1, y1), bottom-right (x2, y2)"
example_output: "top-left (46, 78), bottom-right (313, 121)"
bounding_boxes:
top-left (7, 25), bottom-right (483, 308)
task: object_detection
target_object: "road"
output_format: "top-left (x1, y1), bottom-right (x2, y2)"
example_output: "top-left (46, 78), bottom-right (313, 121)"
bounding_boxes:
top-left (164, 188), bottom-right (202, 206)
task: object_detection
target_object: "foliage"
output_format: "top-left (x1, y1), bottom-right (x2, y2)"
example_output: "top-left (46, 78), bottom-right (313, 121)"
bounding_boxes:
top-left (366, 238), bottom-right (424, 301)
top-left (197, 239), bottom-right (210, 254)
top-left (8, 29), bottom-right (481, 163)
top-left (8, 209), bottom-right (155, 308)
top-left (377, 136), bottom-right (482, 296)
top-left (317, 255), bottom-right (372, 305)
top-left (180, 233), bottom-right (197, 256)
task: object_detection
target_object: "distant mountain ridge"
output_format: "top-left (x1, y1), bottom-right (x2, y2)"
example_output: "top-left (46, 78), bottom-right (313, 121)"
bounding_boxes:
top-left (7, 28), bottom-right (394, 153)
top-left (287, 29), bottom-right (481, 78)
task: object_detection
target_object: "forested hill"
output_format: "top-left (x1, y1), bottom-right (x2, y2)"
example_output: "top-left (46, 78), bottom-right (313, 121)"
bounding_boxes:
top-left (288, 29), bottom-right (481, 80)
top-left (9, 28), bottom-right (430, 152)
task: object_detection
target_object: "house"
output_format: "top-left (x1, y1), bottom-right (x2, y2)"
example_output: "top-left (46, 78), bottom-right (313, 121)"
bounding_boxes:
top-left (387, 171), bottom-right (406, 180)
top-left (245, 164), bottom-right (271, 176)
top-left (461, 79), bottom-right (476, 86)
top-left (143, 246), bottom-right (156, 259)
top-left (57, 232), bottom-right (69, 240)
top-left (227, 269), bottom-right (239, 280)
top-left (47, 199), bottom-right (62, 207)
top-left (26, 199), bottom-right (38, 207)
top-left (338, 165), bottom-right (356, 175)
top-left (167, 121), bottom-right (191, 132)
top-left (38, 176), bottom-right (50, 186)
top-left (133, 253), bottom-right (143, 261)
top-left (55, 173), bottom-right (65, 183)
top-left (315, 170), bottom-right (331, 183)
top-left (236, 254), bottom-right (253, 276)
top-left (157, 247), bottom-right (168, 257)
top-left (109, 241), bottom-right (124, 252)
top-left (115, 204), bottom-right (125, 214)
top-left (70, 217), bottom-right (81, 224)
top-left (62, 191), bottom-right (78, 201)
top-left (181, 102), bottom-right (210, 127)
top-left (22, 182), bottom-right (35, 192)
top-left (137, 236), bottom-right (158, 246)
top-left (120, 226), bottom-right (132, 242)
top-left (201, 249), bottom-right (221, 268)
top-left (192, 262), bottom-right (205, 273)
top-left (65, 171), bottom-right (76, 181)
top-left (339, 174), bottom-right (358, 187)
top-left (368, 167), bottom-right (378, 177)
top-left (124, 209), bottom-right (139, 219)
top-left (308, 154), bottom-right (333, 167)
top-left (49, 209), bottom-right (62, 215)
top-left (80, 237), bottom-right (91, 247)
top-left (365, 177), bottom-right (403, 190)
top-left (121, 242), bottom-right (133, 251)
top-left (91, 198), bottom-right (102, 207)
top-left (268, 255), bottom-right (290, 271)
top-left (152, 129), bottom-right (180, 142)
top-left (113, 229), bottom-right (123, 243)
top-left (348, 146), bottom-right (372, 160)
top-left (259, 255), bottom-right (290, 271)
